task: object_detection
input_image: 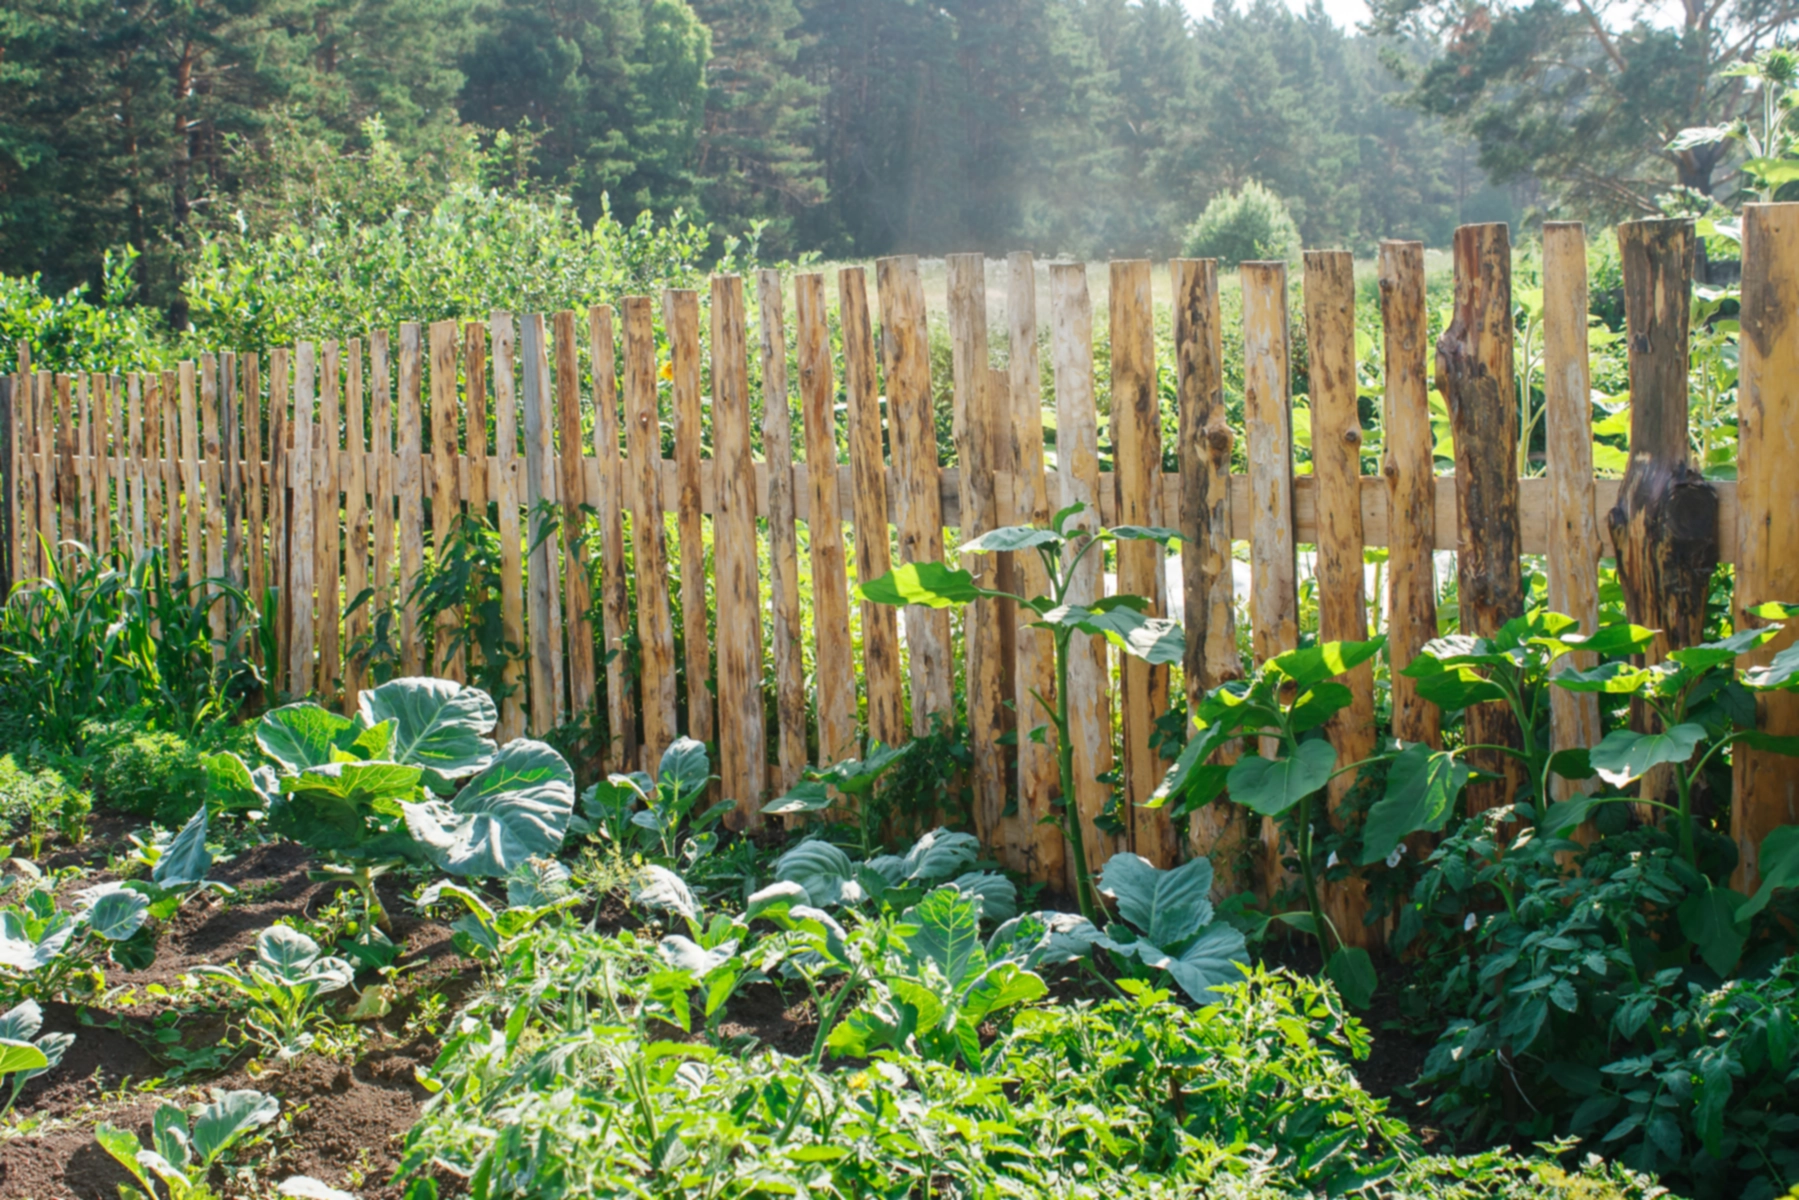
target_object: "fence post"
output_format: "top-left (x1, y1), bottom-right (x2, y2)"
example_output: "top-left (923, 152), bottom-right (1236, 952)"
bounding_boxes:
top-left (1437, 223), bottom-right (1524, 813)
top-left (428, 322), bottom-right (464, 683)
top-left (622, 297), bottom-right (679, 767)
top-left (1007, 252), bottom-right (1065, 885)
top-left (343, 341), bottom-right (369, 713)
top-left (554, 310), bottom-right (595, 728)
top-left (1304, 249), bottom-right (1377, 949)
top-left (1050, 262), bottom-right (1121, 885)
top-left (462, 323), bottom-right (489, 692)
top-left (266, 354), bottom-right (289, 683)
top-left (288, 345), bottom-right (317, 696)
top-left (665, 291), bottom-right (712, 746)
top-left (757, 274), bottom-right (808, 797)
top-left (369, 333), bottom-right (395, 681)
top-left (588, 306), bottom-right (636, 772)
top-left (1543, 223), bottom-right (1604, 808)
top-left (397, 325), bottom-right (425, 676)
top-left (0, 374), bottom-right (11, 594)
top-left (316, 344), bottom-right (342, 697)
top-left (841, 267), bottom-right (903, 752)
top-left (1613, 220), bottom-right (1714, 817)
top-left (521, 314), bottom-right (566, 736)
top-left (489, 313), bottom-right (527, 744)
top-left (877, 256), bottom-right (956, 736)
top-left (711, 274), bottom-right (767, 825)
top-left (1734, 202), bottom-right (1799, 890)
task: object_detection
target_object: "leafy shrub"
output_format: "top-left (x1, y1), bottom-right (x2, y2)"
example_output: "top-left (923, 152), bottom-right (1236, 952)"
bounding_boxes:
top-left (97, 1088), bottom-right (279, 1200)
top-left (1182, 181), bottom-right (1301, 266)
top-left (79, 714), bottom-right (217, 825)
top-left (196, 926), bottom-right (354, 1060)
top-left (0, 756), bottom-right (91, 855)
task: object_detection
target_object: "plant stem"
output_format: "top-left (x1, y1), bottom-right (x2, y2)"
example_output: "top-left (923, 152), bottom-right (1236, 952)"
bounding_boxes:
top-left (1675, 767), bottom-right (1696, 867)
top-left (1294, 782), bottom-right (1335, 957)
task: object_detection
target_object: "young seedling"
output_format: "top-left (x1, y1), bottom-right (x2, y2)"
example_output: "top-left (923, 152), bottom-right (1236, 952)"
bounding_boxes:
top-left (856, 501), bottom-right (1183, 922)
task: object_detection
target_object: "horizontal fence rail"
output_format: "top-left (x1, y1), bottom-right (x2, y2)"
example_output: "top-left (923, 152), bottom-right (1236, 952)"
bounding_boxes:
top-left (5, 211), bottom-right (1799, 930)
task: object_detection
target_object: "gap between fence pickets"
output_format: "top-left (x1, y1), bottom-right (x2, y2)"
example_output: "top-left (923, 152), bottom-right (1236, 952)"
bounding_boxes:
top-left (42, 451), bottom-right (1743, 563)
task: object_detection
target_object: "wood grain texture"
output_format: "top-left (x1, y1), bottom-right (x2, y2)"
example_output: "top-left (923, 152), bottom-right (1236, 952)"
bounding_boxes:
top-left (1542, 223), bottom-right (1604, 804)
top-left (1303, 250), bottom-right (1377, 950)
top-left (491, 313), bottom-right (528, 743)
top-left (201, 356), bottom-right (226, 654)
top-left (666, 290), bottom-right (713, 746)
top-left (1733, 203), bottom-right (1799, 891)
top-left (343, 340), bottom-right (370, 712)
top-left (178, 363), bottom-right (201, 584)
top-left (98, 373), bottom-right (117, 560)
top-left (947, 254), bottom-right (1007, 847)
top-left (461, 325), bottom-right (488, 684)
top-left (128, 373), bottom-right (146, 559)
top-left (244, 356), bottom-right (263, 614)
top-left (795, 273), bottom-right (859, 767)
top-left (1008, 252), bottom-right (1064, 884)
top-left (1110, 259), bottom-right (1176, 868)
top-left (266, 355), bottom-right (289, 677)
top-left (397, 324), bottom-right (425, 676)
top-left (159, 370), bottom-right (181, 571)
top-left (1050, 263), bottom-right (1120, 882)
top-left (521, 314), bottom-right (566, 734)
top-left (1378, 241), bottom-right (1441, 747)
top-left (589, 305), bottom-right (636, 770)
top-left (841, 267), bottom-right (903, 750)
top-left (428, 321), bottom-right (464, 681)
top-left (370, 331), bottom-right (396, 662)
top-left (554, 310), bottom-right (597, 723)
top-left (623, 296), bottom-right (679, 765)
top-left (38, 372), bottom-right (55, 573)
top-left (757, 272), bottom-right (808, 795)
top-left (1437, 223), bottom-right (1525, 814)
top-left (1172, 257), bottom-right (1245, 882)
top-left (317, 342), bottom-right (342, 698)
top-left (710, 274), bottom-right (767, 826)
top-left (1241, 261), bottom-right (1298, 889)
top-left (876, 255), bottom-right (954, 735)
top-left (221, 355), bottom-right (240, 596)
top-left (64, 374), bottom-right (84, 550)
top-left (288, 344), bottom-right (317, 696)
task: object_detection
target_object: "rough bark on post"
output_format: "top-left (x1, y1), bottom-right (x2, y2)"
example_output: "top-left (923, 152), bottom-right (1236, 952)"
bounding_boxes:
top-left (1611, 220), bottom-right (1716, 816)
top-left (877, 256), bottom-right (955, 735)
top-left (521, 314), bottom-right (566, 735)
top-left (553, 310), bottom-right (596, 725)
top-left (665, 290), bottom-right (714, 746)
top-left (1172, 257), bottom-right (1243, 887)
top-left (623, 297), bottom-right (679, 768)
top-left (428, 322), bottom-right (463, 682)
top-left (1734, 203), bottom-right (1799, 891)
top-left (397, 325), bottom-right (425, 676)
top-left (1379, 241), bottom-right (1440, 748)
top-left (1436, 223), bottom-right (1524, 813)
top-left (1111, 258), bottom-right (1176, 868)
top-left (589, 305), bottom-right (636, 772)
top-left (709, 274), bottom-right (767, 826)
top-left (947, 253), bottom-right (1008, 849)
top-left (1543, 223), bottom-right (1604, 808)
top-left (1304, 250), bottom-right (1377, 950)
top-left (1008, 252), bottom-right (1065, 885)
top-left (755, 272), bottom-right (808, 796)
top-left (490, 313), bottom-right (528, 743)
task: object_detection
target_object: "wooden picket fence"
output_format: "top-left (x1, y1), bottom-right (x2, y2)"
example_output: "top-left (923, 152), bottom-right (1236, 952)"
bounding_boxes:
top-left (5, 210), bottom-right (1799, 940)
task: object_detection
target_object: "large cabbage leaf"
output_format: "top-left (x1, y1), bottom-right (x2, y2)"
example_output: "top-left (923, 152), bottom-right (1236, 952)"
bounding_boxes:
top-left (401, 739), bottom-right (574, 876)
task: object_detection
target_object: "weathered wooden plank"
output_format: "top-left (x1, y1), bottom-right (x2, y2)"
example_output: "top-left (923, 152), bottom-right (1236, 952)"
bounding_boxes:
top-left (397, 324), bottom-right (425, 676)
top-left (623, 296), bottom-right (679, 765)
top-left (128, 372), bottom-right (146, 559)
top-left (317, 344), bottom-right (343, 697)
top-left (1304, 249), bottom-right (1377, 949)
top-left (288, 344), bottom-right (317, 696)
top-left (97, 373), bottom-right (116, 560)
top-left (343, 339), bottom-right (370, 713)
top-left (521, 314), bottom-right (566, 734)
top-left (710, 274), bottom-right (767, 825)
top-left (266, 353), bottom-right (289, 678)
top-left (243, 356), bottom-right (264, 614)
top-left (795, 273), bottom-right (859, 767)
top-left (73, 374), bottom-right (92, 550)
top-left (876, 255), bottom-right (955, 736)
top-left (1733, 202), bottom-right (1799, 891)
top-left (160, 370), bottom-right (181, 570)
top-left (1111, 258), bottom-right (1176, 868)
top-left (1241, 261), bottom-right (1298, 887)
top-left (221, 355), bottom-right (239, 598)
top-left (462, 323), bottom-right (490, 687)
top-left (201, 355), bottom-right (226, 654)
top-left (757, 272), bottom-right (808, 795)
top-left (179, 363), bottom-right (201, 584)
top-left (946, 254), bottom-right (1007, 848)
top-left (665, 290), bottom-right (713, 746)
top-left (491, 313), bottom-right (528, 743)
top-left (1378, 241), bottom-right (1440, 748)
top-left (1006, 252), bottom-right (1064, 884)
top-left (553, 310), bottom-right (596, 725)
top-left (370, 332), bottom-right (395, 666)
top-left (428, 321), bottom-right (463, 681)
top-left (1543, 223), bottom-right (1603, 804)
top-left (589, 305), bottom-right (635, 770)
top-left (841, 266), bottom-right (904, 751)
top-left (1050, 264), bottom-right (1120, 888)
top-left (1438, 223), bottom-right (1525, 813)
top-left (38, 371), bottom-right (55, 573)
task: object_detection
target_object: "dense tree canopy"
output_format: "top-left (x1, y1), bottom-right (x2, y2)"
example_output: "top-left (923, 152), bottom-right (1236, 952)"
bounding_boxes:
top-left (21, 0), bottom-right (1764, 316)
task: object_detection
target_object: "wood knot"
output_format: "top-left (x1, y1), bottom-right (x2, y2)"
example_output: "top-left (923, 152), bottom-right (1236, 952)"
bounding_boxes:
top-left (1382, 461), bottom-right (1399, 479)
top-left (1342, 427), bottom-right (1362, 447)
top-left (1205, 424), bottom-right (1234, 456)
